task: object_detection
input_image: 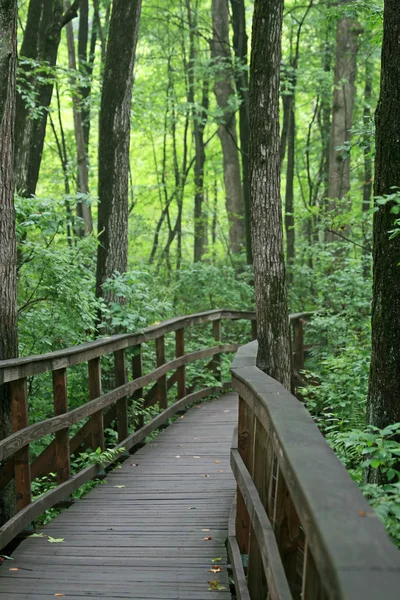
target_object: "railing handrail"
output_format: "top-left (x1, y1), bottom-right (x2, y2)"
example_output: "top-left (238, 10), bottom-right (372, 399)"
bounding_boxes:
top-left (0, 309), bottom-right (256, 383)
top-left (230, 341), bottom-right (400, 600)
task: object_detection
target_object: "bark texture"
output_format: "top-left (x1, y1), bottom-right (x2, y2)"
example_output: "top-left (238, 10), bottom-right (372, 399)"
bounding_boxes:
top-left (14, 0), bottom-right (80, 197)
top-left (367, 1), bottom-right (400, 438)
top-left (211, 0), bottom-right (245, 255)
top-left (95, 0), bottom-right (142, 307)
top-left (326, 12), bottom-right (361, 240)
top-left (249, 0), bottom-right (291, 389)
top-left (0, 0), bottom-right (18, 525)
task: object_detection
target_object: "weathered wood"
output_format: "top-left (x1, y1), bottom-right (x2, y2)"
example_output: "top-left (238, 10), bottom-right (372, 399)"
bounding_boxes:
top-left (11, 378), bottom-right (31, 512)
top-left (227, 496), bottom-right (251, 600)
top-left (114, 349), bottom-right (128, 443)
top-left (0, 309), bottom-right (257, 384)
top-left (132, 345), bottom-right (144, 428)
top-left (175, 328), bottom-right (186, 399)
top-left (231, 341), bottom-right (400, 600)
top-left (155, 336), bottom-right (167, 410)
top-left (231, 448), bottom-right (292, 600)
top-left (143, 372), bottom-right (178, 409)
top-left (0, 345), bottom-right (238, 461)
top-left (273, 464), bottom-right (301, 597)
top-left (248, 419), bottom-right (274, 600)
top-left (0, 388), bottom-right (232, 551)
top-left (302, 541), bottom-right (327, 600)
top-left (251, 319), bottom-right (257, 341)
top-left (88, 357), bottom-right (104, 452)
top-left (211, 319), bottom-right (222, 382)
top-left (235, 395), bottom-right (254, 555)
top-left (292, 317), bottom-right (304, 373)
top-left (52, 368), bottom-right (70, 485)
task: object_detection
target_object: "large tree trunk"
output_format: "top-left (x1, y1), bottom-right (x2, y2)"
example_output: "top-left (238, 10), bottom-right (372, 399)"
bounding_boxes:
top-left (95, 0), bottom-right (142, 310)
top-left (326, 11), bottom-right (361, 241)
top-left (230, 0), bottom-right (251, 263)
top-left (249, 0), bottom-right (291, 389)
top-left (65, 2), bottom-right (93, 235)
top-left (0, 0), bottom-right (18, 526)
top-left (14, 0), bottom-right (80, 197)
top-left (367, 1), bottom-right (400, 447)
top-left (211, 0), bottom-right (245, 255)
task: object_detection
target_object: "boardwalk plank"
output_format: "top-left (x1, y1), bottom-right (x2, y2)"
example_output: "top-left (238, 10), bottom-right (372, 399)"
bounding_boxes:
top-left (0, 394), bottom-right (238, 600)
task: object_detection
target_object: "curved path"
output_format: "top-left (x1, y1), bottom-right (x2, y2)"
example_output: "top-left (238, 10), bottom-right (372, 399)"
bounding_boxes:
top-left (0, 394), bottom-right (238, 599)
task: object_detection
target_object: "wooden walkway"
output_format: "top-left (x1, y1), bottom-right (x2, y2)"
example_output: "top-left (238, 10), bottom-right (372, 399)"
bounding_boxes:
top-left (0, 394), bottom-right (238, 599)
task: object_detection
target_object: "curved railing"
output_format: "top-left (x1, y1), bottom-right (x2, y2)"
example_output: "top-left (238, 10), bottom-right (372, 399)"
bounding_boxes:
top-left (229, 341), bottom-right (400, 600)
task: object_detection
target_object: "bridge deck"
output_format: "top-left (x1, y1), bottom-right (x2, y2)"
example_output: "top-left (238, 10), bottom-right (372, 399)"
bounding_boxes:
top-left (0, 393), bottom-right (238, 599)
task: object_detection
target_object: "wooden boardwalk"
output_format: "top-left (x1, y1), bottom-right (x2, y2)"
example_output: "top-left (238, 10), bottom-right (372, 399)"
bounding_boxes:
top-left (0, 394), bottom-right (238, 599)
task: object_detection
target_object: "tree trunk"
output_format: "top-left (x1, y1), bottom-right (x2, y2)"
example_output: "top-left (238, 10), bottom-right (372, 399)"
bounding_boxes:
top-left (249, 0), bottom-right (291, 389)
top-left (285, 103), bottom-right (295, 282)
top-left (326, 11), bottom-right (361, 241)
top-left (65, 3), bottom-right (93, 235)
top-left (0, 0), bottom-right (18, 526)
top-left (211, 0), bottom-right (245, 255)
top-left (95, 0), bottom-right (142, 310)
top-left (14, 0), bottom-right (81, 197)
top-left (367, 1), bottom-right (400, 447)
top-left (230, 0), bottom-right (252, 263)
top-left (363, 59), bottom-right (373, 213)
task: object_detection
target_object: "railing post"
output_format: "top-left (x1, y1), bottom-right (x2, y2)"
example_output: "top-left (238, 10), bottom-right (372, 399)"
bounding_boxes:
top-left (156, 336), bottom-right (167, 410)
top-left (302, 541), bottom-right (326, 599)
top-left (251, 318), bottom-right (257, 341)
top-left (132, 345), bottom-right (144, 428)
top-left (293, 317), bottom-right (305, 373)
top-left (175, 328), bottom-right (186, 400)
top-left (114, 349), bottom-right (128, 442)
top-left (88, 357), bottom-right (104, 451)
top-left (212, 318), bottom-right (222, 383)
top-left (273, 465), bottom-right (301, 597)
top-left (52, 368), bottom-right (70, 485)
top-left (11, 377), bottom-right (31, 511)
top-left (236, 395), bottom-right (254, 556)
top-left (247, 418), bottom-right (274, 599)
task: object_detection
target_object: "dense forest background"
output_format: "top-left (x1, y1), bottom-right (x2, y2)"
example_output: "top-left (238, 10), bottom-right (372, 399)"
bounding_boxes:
top-left (2, 0), bottom-right (400, 545)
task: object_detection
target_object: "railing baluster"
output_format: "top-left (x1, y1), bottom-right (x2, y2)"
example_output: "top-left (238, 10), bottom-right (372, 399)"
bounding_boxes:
top-left (52, 368), bottom-right (70, 484)
top-left (175, 328), bottom-right (186, 400)
top-left (212, 318), bottom-right (222, 382)
top-left (11, 377), bottom-right (31, 511)
top-left (156, 336), bottom-right (167, 410)
top-left (132, 345), bottom-right (144, 428)
top-left (273, 464), bottom-right (301, 597)
top-left (88, 357), bottom-right (104, 451)
top-left (248, 418), bottom-right (274, 599)
top-left (302, 541), bottom-right (326, 599)
top-left (293, 317), bottom-right (305, 373)
top-left (114, 349), bottom-right (128, 442)
top-left (236, 394), bottom-right (254, 555)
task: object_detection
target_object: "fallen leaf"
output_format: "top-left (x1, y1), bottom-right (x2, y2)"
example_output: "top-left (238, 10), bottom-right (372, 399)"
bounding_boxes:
top-left (9, 568), bottom-right (19, 571)
top-left (202, 528), bottom-right (210, 532)
top-left (203, 536), bottom-right (213, 540)
top-left (30, 533), bottom-right (45, 538)
top-left (214, 460), bottom-right (220, 464)
top-left (188, 507), bottom-right (196, 510)
top-left (175, 456), bottom-right (181, 459)
top-left (211, 557), bottom-right (222, 563)
top-left (224, 410), bottom-right (230, 413)
top-left (209, 566), bottom-right (224, 573)
top-left (54, 595), bottom-right (64, 597)
top-left (359, 510), bottom-right (366, 517)
top-left (0, 555), bottom-right (13, 561)
top-left (130, 463), bottom-right (139, 467)
top-left (180, 416), bottom-right (184, 419)
top-left (203, 474), bottom-right (209, 478)
top-left (218, 470), bottom-right (223, 473)
top-left (48, 537), bottom-right (64, 543)
top-left (208, 579), bottom-right (226, 591)
top-left (113, 485), bottom-right (126, 488)
top-left (193, 456), bottom-right (201, 459)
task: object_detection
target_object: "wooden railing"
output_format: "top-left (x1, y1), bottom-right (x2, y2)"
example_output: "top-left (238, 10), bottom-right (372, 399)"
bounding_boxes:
top-left (229, 341), bottom-right (400, 600)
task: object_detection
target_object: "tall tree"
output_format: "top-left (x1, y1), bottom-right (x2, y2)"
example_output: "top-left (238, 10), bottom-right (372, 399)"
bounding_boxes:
top-left (249, 0), bottom-right (290, 388)
top-left (211, 0), bottom-right (245, 255)
top-left (14, 0), bottom-right (81, 198)
top-left (367, 1), bottom-right (400, 447)
top-left (95, 0), bottom-right (142, 311)
top-left (230, 0), bottom-right (251, 263)
top-left (326, 6), bottom-right (361, 240)
top-left (0, 0), bottom-right (18, 526)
